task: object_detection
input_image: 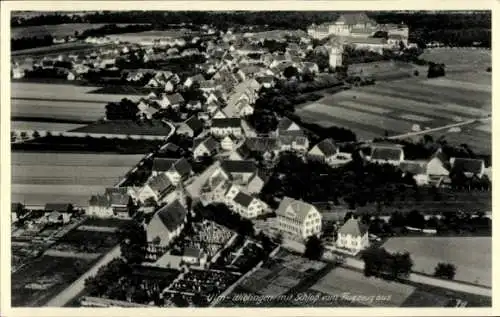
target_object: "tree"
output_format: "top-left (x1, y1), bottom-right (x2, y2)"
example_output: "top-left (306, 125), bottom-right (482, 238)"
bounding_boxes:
top-left (434, 262), bottom-right (456, 280)
top-left (105, 98), bottom-right (139, 120)
top-left (406, 209), bottom-right (425, 229)
top-left (284, 66), bottom-right (299, 79)
top-left (427, 62), bottom-right (445, 78)
top-left (172, 293), bottom-right (190, 307)
top-left (304, 235), bottom-right (324, 260)
top-left (390, 252), bottom-right (413, 279)
top-left (117, 221), bottom-right (147, 264)
top-left (32, 130), bottom-right (41, 138)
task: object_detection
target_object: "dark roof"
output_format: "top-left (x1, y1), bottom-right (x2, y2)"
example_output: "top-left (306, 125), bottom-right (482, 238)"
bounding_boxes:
top-left (400, 161), bottom-right (427, 175)
top-left (12, 203), bottom-right (24, 213)
top-left (233, 191), bottom-right (255, 207)
top-left (183, 116), bottom-right (203, 135)
top-left (148, 173), bottom-right (174, 196)
top-left (44, 203), bottom-right (72, 212)
top-left (166, 93), bottom-right (185, 104)
top-left (451, 158), bottom-right (484, 175)
top-left (172, 158), bottom-right (192, 177)
top-left (211, 118), bottom-right (241, 128)
top-left (236, 143), bottom-right (252, 159)
top-left (105, 187), bottom-right (129, 196)
top-left (153, 158), bottom-right (178, 172)
top-left (221, 160), bottom-right (258, 174)
top-left (277, 117), bottom-right (301, 133)
top-left (314, 139), bottom-right (338, 156)
top-left (89, 195), bottom-right (110, 207)
top-left (279, 135), bottom-right (308, 146)
top-left (193, 136), bottom-right (219, 152)
top-left (370, 146), bottom-right (403, 161)
top-left (156, 200), bottom-right (187, 232)
top-left (244, 137), bottom-right (279, 153)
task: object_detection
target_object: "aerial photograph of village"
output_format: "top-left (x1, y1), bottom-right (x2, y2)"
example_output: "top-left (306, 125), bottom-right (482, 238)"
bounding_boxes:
top-left (9, 10), bottom-right (491, 308)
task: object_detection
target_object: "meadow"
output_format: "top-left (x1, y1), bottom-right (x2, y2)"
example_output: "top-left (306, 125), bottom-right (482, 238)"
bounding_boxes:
top-left (107, 29), bottom-right (192, 43)
top-left (11, 152), bottom-right (142, 207)
top-left (382, 237), bottom-right (491, 287)
top-left (420, 48), bottom-right (491, 71)
top-left (296, 71), bottom-right (491, 154)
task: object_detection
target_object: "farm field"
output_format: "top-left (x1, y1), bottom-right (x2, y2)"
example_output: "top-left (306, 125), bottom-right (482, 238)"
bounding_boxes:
top-left (11, 82), bottom-right (147, 122)
top-left (71, 120), bottom-right (173, 136)
top-left (11, 121), bottom-right (86, 132)
top-left (11, 42), bottom-right (98, 57)
top-left (296, 73), bottom-right (491, 154)
top-left (107, 29), bottom-right (194, 43)
top-left (11, 255), bottom-right (94, 307)
top-left (382, 237), bottom-right (491, 287)
top-left (11, 152), bottom-right (142, 207)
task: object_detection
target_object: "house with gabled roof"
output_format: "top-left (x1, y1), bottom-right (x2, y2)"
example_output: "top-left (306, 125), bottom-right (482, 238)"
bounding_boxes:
top-left (220, 160), bottom-right (258, 184)
top-left (139, 173), bottom-right (175, 203)
top-left (152, 158), bottom-right (179, 176)
top-left (308, 138), bottom-right (339, 162)
top-left (336, 217), bottom-right (369, 254)
top-left (193, 136), bottom-right (220, 161)
top-left (220, 135), bottom-right (238, 152)
top-left (159, 93), bottom-right (185, 109)
top-left (210, 107), bottom-right (228, 119)
top-left (184, 74), bottom-right (205, 88)
top-left (166, 158), bottom-right (193, 186)
top-left (146, 200), bottom-right (188, 247)
top-left (450, 157), bottom-right (486, 179)
top-left (176, 115), bottom-right (204, 138)
top-left (210, 118), bottom-right (243, 138)
top-left (426, 148), bottom-right (451, 184)
top-left (369, 145), bottom-right (404, 166)
top-left (278, 135), bottom-right (310, 154)
top-left (276, 197), bottom-right (322, 240)
top-left (228, 191), bottom-right (267, 219)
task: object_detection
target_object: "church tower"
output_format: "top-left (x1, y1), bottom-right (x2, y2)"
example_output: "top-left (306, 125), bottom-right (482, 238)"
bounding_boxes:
top-left (327, 44), bottom-right (343, 68)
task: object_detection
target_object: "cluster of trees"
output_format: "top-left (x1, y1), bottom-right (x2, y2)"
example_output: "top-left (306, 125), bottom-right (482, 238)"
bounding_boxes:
top-left (24, 68), bottom-right (70, 80)
top-left (304, 235), bottom-right (324, 260)
top-left (260, 151), bottom-right (410, 209)
top-left (367, 209), bottom-right (491, 237)
top-left (13, 134), bottom-right (163, 154)
top-left (116, 221), bottom-right (148, 264)
top-left (361, 246), bottom-right (413, 280)
top-left (12, 35), bottom-right (54, 51)
top-left (427, 62), bottom-right (445, 78)
top-left (434, 262), bottom-right (456, 280)
top-left (77, 23), bottom-right (154, 39)
top-left (105, 98), bottom-right (139, 120)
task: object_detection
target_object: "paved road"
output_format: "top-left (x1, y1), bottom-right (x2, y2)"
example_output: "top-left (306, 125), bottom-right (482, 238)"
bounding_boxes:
top-left (45, 245), bottom-right (121, 307)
